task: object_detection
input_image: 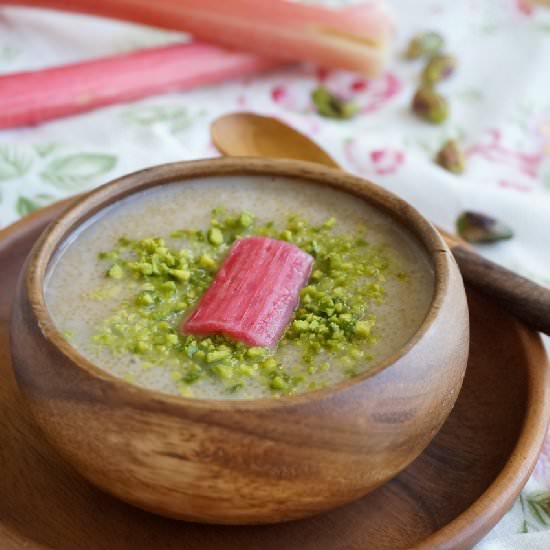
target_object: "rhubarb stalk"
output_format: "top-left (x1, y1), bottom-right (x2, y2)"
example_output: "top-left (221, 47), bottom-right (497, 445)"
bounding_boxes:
top-left (184, 236), bottom-right (314, 348)
top-left (0, 42), bottom-right (282, 129)
top-left (4, 0), bottom-right (393, 75)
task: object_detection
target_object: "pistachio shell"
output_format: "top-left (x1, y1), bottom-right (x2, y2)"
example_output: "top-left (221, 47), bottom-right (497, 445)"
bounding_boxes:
top-left (456, 211), bottom-right (514, 243)
top-left (436, 139), bottom-right (465, 174)
top-left (404, 31), bottom-right (444, 60)
top-left (412, 86), bottom-right (449, 124)
top-left (312, 86), bottom-right (359, 120)
top-left (422, 54), bottom-right (457, 85)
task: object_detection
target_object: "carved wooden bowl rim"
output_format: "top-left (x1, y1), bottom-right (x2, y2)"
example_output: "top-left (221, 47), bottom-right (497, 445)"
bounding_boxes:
top-left (26, 157), bottom-right (453, 411)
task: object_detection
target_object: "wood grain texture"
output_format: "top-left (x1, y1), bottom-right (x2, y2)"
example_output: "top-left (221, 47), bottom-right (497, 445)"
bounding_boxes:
top-left (211, 113), bottom-right (340, 169)
top-left (10, 158), bottom-right (469, 524)
top-left (1, 200), bottom-right (549, 548)
top-left (211, 113), bottom-right (550, 336)
top-left (452, 245), bottom-right (550, 336)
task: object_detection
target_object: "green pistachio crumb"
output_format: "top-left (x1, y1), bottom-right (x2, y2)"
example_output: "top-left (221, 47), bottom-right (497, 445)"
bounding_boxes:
top-left (199, 254), bottom-right (215, 269)
top-left (229, 383), bottom-right (244, 393)
top-left (293, 319), bottom-right (309, 332)
top-left (238, 364), bottom-right (256, 376)
top-left (184, 365), bottom-right (202, 384)
top-left (270, 376), bottom-right (287, 390)
top-left (170, 269), bottom-right (190, 281)
top-left (107, 264), bottom-right (123, 279)
top-left (207, 227), bottom-right (224, 246)
top-left (136, 292), bottom-right (154, 306)
top-left (165, 334), bottom-right (179, 346)
top-left (211, 206), bottom-right (226, 216)
top-left (159, 280), bottom-right (176, 293)
top-left (355, 320), bottom-right (374, 338)
top-left (262, 358), bottom-right (278, 370)
top-left (135, 341), bottom-right (151, 354)
top-left (211, 363), bottom-right (233, 379)
top-left (206, 349), bottom-right (231, 363)
top-left (239, 212), bottom-right (254, 227)
top-left (246, 347), bottom-right (265, 359)
top-left (281, 229), bottom-right (292, 241)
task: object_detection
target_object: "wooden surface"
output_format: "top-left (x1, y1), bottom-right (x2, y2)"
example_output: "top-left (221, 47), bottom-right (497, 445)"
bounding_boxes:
top-left (211, 113), bottom-right (550, 336)
top-left (1, 200), bottom-right (550, 549)
top-left (10, 159), bottom-right (469, 523)
top-left (452, 246), bottom-right (550, 336)
top-left (212, 113), bottom-right (340, 169)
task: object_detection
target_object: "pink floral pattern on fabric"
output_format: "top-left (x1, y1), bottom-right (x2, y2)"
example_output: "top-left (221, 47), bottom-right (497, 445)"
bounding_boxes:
top-left (466, 129), bottom-right (545, 179)
top-left (344, 139), bottom-right (406, 176)
top-left (315, 70), bottom-right (403, 114)
top-left (269, 71), bottom-right (403, 116)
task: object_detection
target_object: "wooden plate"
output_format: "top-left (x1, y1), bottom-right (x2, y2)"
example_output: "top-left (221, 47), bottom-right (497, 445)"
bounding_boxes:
top-left (1, 200), bottom-right (549, 550)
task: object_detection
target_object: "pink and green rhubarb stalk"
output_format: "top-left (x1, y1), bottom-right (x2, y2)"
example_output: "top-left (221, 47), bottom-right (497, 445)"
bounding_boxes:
top-left (0, 42), bottom-right (282, 128)
top-left (5, 0), bottom-right (393, 75)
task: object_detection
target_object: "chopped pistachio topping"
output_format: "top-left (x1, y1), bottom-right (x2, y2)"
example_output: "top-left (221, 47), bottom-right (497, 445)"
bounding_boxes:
top-left (107, 264), bottom-right (124, 279)
top-left (91, 208), bottom-right (403, 397)
top-left (207, 227), bottom-right (224, 246)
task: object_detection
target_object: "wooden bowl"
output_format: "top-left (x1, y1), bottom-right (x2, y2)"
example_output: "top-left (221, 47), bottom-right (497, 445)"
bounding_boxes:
top-left (10, 158), bottom-right (469, 525)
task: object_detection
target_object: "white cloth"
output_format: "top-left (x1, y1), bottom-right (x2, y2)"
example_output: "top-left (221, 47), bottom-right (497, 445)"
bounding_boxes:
top-left (1, 1), bottom-right (549, 547)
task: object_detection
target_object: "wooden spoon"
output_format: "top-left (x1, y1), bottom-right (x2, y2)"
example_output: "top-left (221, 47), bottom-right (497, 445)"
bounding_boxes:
top-left (212, 112), bottom-right (550, 336)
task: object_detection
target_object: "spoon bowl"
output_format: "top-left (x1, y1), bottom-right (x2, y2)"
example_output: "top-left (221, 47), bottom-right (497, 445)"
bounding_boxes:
top-left (212, 112), bottom-right (339, 168)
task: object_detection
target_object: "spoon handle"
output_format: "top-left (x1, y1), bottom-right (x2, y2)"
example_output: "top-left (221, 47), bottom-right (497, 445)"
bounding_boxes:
top-left (450, 244), bottom-right (550, 335)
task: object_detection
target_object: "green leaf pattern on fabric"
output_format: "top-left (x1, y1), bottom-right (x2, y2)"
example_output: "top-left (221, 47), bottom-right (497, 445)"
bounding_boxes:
top-left (0, 145), bottom-right (117, 222)
top-left (520, 491), bottom-right (550, 533)
top-left (0, 145), bottom-right (32, 180)
top-left (122, 105), bottom-right (205, 133)
top-left (34, 143), bottom-right (59, 158)
top-left (16, 193), bottom-right (56, 217)
top-left (41, 153), bottom-right (117, 190)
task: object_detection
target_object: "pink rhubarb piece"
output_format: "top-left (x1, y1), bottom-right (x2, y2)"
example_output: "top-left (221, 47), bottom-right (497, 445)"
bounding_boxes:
top-left (183, 236), bottom-right (314, 348)
top-left (0, 42), bottom-right (282, 130)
